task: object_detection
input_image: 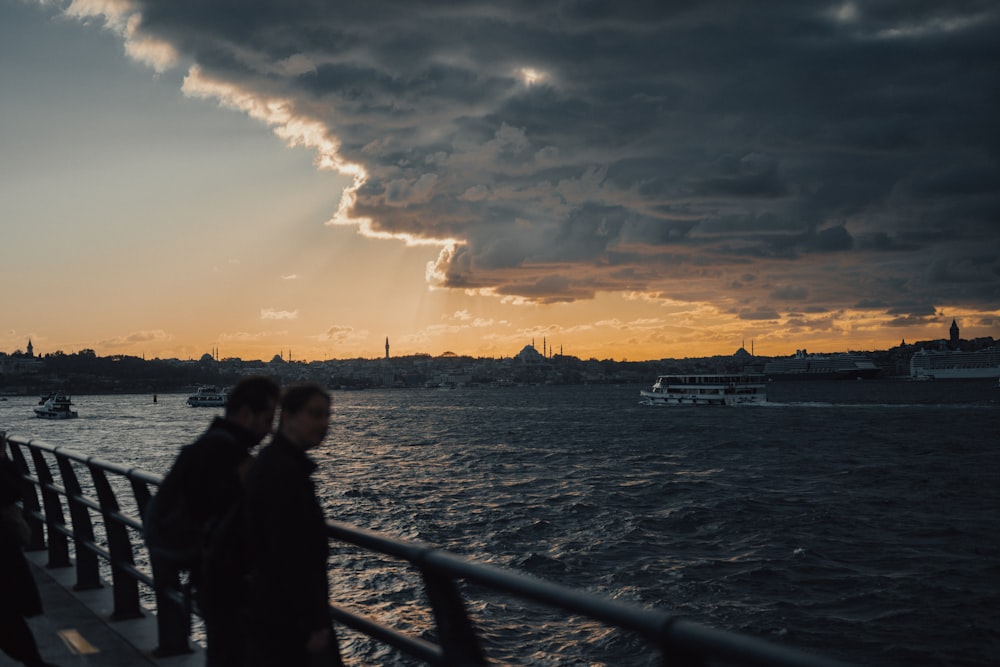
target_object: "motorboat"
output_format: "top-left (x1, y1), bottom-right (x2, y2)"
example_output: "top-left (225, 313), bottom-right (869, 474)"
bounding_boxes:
top-left (34, 392), bottom-right (79, 419)
top-left (186, 386), bottom-right (228, 407)
top-left (640, 374), bottom-right (767, 406)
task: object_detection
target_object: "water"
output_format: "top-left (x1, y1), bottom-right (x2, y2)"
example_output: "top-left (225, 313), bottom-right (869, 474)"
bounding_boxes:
top-left (2, 380), bottom-right (998, 666)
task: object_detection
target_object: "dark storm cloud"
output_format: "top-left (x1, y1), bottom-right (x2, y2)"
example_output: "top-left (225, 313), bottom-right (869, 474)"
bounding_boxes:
top-left (107, 0), bottom-right (999, 314)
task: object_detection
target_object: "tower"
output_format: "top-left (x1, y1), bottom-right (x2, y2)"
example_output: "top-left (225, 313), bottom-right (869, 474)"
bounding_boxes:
top-left (949, 319), bottom-right (959, 347)
top-left (385, 337), bottom-right (390, 361)
top-left (26, 339), bottom-right (33, 357)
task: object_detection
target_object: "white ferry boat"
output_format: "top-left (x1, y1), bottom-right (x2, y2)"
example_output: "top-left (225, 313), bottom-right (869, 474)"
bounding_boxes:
top-left (640, 374), bottom-right (767, 406)
top-left (909, 346), bottom-right (1000, 380)
top-left (34, 392), bottom-right (79, 419)
top-left (186, 386), bottom-right (227, 407)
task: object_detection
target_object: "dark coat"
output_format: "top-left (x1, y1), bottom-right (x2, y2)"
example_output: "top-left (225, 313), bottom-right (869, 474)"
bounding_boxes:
top-left (155, 416), bottom-right (259, 531)
top-left (0, 457), bottom-right (43, 618)
top-left (146, 417), bottom-right (259, 588)
top-left (149, 419), bottom-right (262, 667)
top-left (244, 433), bottom-right (331, 665)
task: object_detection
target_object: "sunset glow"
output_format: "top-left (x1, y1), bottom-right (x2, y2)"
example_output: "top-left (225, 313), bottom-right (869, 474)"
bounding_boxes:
top-left (1, 2), bottom-right (997, 362)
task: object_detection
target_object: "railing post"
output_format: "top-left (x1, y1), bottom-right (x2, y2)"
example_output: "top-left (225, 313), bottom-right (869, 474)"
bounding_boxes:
top-left (658, 617), bottom-right (708, 667)
top-left (89, 464), bottom-right (143, 620)
top-left (149, 554), bottom-right (194, 656)
top-left (129, 473), bottom-right (194, 654)
top-left (129, 476), bottom-right (153, 519)
top-left (55, 456), bottom-right (102, 591)
top-left (420, 569), bottom-right (487, 667)
top-left (29, 446), bottom-right (71, 568)
top-left (4, 439), bottom-right (46, 552)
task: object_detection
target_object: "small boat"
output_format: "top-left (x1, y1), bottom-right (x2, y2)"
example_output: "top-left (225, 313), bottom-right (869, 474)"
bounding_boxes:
top-left (34, 392), bottom-right (79, 419)
top-left (640, 374), bottom-right (767, 406)
top-left (186, 386), bottom-right (227, 407)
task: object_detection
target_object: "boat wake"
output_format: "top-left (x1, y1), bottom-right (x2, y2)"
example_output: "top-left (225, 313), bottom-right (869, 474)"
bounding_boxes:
top-left (761, 401), bottom-right (987, 409)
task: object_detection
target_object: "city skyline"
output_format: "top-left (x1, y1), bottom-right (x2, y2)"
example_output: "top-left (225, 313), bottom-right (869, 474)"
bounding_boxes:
top-left (2, 2), bottom-right (998, 362)
top-left (5, 316), bottom-right (991, 365)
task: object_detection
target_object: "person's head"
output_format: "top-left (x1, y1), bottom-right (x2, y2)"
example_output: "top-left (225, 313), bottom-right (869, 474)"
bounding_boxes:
top-left (225, 376), bottom-right (281, 444)
top-left (278, 383), bottom-right (332, 450)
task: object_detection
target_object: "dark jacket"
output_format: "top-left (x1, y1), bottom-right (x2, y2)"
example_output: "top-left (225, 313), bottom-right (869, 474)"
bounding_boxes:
top-left (0, 457), bottom-right (43, 618)
top-left (147, 417), bottom-right (259, 576)
top-left (245, 433), bottom-right (330, 664)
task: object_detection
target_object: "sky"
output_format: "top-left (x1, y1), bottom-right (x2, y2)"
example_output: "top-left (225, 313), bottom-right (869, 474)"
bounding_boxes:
top-left (1, 1), bottom-right (998, 362)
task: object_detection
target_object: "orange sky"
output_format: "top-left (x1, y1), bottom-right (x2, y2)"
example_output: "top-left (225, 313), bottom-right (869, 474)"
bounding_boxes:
top-left (1, 3), bottom-right (997, 363)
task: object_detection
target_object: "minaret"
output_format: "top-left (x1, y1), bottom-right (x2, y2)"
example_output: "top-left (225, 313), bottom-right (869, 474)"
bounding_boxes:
top-left (385, 337), bottom-right (390, 361)
top-left (949, 319), bottom-right (959, 347)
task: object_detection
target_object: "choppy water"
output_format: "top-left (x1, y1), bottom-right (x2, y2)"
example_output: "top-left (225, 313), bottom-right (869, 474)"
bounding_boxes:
top-left (2, 380), bottom-right (998, 666)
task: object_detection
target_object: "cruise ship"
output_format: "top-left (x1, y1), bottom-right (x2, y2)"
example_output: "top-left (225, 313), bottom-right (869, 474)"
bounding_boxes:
top-left (909, 346), bottom-right (1000, 380)
top-left (763, 350), bottom-right (880, 380)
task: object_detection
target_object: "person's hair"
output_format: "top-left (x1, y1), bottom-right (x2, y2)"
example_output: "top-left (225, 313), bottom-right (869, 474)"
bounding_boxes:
top-left (280, 382), bottom-right (331, 417)
top-left (225, 376), bottom-right (281, 415)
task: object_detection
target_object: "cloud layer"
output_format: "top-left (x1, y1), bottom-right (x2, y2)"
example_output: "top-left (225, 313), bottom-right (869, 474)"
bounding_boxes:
top-left (63, 0), bottom-right (1000, 321)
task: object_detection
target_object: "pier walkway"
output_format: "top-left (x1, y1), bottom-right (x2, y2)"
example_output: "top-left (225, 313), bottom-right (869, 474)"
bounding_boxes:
top-left (3, 433), bottom-right (857, 667)
top-left (0, 552), bottom-right (202, 667)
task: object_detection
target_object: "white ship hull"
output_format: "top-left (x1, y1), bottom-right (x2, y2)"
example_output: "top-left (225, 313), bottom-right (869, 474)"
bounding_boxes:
top-left (764, 351), bottom-right (879, 380)
top-left (910, 367), bottom-right (1000, 380)
top-left (640, 374), bottom-right (767, 406)
top-left (186, 386), bottom-right (227, 407)
top-left (34, 408), bottom-right (79, 419)
top-left (909, 346), bottom-right (1000, 380)
top-left (34, 392), bottom-right (78, 419)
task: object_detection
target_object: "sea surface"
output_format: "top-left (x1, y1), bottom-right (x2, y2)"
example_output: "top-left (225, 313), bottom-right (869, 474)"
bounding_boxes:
top-left (2, 380), bottom-right (998, 666)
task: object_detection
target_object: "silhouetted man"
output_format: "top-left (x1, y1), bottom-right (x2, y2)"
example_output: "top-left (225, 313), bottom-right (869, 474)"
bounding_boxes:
top-left (146, 376), bottom-right (280, 667)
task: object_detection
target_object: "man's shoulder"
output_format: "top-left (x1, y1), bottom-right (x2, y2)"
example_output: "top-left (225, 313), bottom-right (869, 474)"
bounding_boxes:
top-left (166, 422), bottom-right (248, 480)
top-left (255, 440), bottom-right (291, 465)
top-left (197, 417), bottom-right (241, 443)
top-left (251, 441), bottom-right (304, 479)
top-left (190, 419), bottom-right (254, 455)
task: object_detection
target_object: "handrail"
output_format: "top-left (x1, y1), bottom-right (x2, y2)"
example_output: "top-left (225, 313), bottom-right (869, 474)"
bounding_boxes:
top-left (3, 433), bottom-right (858, 666)
top-left (5, 434), bottom-right (193, 655)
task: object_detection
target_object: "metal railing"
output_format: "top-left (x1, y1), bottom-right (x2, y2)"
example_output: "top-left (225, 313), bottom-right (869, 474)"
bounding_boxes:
top-left (3, 433), bottom-right (192, 656)
top-left (3, 433), bottom-right (857, 666)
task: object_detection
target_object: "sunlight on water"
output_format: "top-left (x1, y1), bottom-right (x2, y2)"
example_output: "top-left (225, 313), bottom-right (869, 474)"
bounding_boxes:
top-left (3, 381), bottom-right (998, 666)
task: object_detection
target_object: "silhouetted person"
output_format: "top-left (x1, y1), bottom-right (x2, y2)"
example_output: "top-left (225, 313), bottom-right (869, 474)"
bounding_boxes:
top-left (0, 437), bottom-right (58, 667)
top-left (145, 376), bottom-right (280, 667)
top-left (244, 383), bottom-right (343, 666)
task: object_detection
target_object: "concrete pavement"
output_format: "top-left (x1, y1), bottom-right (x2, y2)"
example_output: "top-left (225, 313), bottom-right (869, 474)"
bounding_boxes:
top-left (1, 551), bottom-right (203, 667)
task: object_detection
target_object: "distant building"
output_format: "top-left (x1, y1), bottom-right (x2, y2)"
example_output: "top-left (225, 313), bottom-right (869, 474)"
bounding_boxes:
top-left (950, 319), bottom-right (960, 348)
top-left (516, 344), bottom-right (545, 363)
